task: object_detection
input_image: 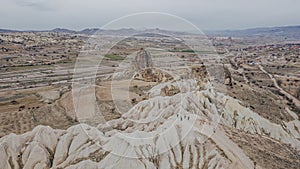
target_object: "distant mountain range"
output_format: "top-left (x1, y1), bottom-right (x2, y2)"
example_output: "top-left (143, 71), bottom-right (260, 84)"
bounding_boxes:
top-left (1, 25), bottom-right (300, 39)
top-left (0, 27), bottom-right (191, 37)
top-left (205, 25), bottom-right (300, 39)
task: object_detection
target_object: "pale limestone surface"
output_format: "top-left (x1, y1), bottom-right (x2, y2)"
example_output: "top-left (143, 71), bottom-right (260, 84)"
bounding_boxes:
top-left (0, 79), bottom-right (299, 169)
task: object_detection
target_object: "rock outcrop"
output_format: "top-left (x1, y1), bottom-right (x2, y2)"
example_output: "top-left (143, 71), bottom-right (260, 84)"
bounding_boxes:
top-left (134, 68), bottom-right (173, 82)
top-left (134, 48), bottom-right (153, 70)
top-left (112, 48), bottom-right (173, 82)
top-left (132, 48), bottom-right (173, 82)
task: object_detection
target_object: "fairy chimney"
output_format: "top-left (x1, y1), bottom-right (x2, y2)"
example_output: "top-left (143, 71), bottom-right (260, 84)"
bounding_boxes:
top-left (134, 48), bottom-right (153, 70)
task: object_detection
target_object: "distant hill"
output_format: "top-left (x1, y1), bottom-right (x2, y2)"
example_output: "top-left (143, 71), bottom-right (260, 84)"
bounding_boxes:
top-left (78, 28), bottom-right (183, 36)
top-left (0, 29), bottom-right (21, 33)
top-left (1, 25), bottom-right (300, 39)
top-left (0, 27), bottom-right (192, 36)
top-left (51, 28), bottom-right (76, 33)
top-left (206, 25), bottom-right (300, 39)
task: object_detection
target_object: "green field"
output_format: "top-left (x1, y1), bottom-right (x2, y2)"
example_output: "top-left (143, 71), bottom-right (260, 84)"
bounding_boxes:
top-left (104, 54), bottom-right (124, 61)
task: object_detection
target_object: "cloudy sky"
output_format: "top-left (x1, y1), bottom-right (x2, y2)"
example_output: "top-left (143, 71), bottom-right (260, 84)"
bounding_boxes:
top-left (1, 0), bottom-right (300, 31)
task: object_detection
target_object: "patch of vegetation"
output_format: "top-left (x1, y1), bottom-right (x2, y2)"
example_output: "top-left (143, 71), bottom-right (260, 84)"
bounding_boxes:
top-left (104, 54), bottom-right (124, 61)
top-left (296, 87), bottom-right (300, 99)
top-left (8, 64), bottom-right (53, 71)
top-left (181, 49), bottom-right (195, 53)
top-left (56, 58), bottom-right (74, 64)
top-left (276, 79), bottom-right (282, 86)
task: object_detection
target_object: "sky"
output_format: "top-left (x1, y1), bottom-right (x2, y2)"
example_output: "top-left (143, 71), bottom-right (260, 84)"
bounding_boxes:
top-left (1, 0), bottom-right (300, 31)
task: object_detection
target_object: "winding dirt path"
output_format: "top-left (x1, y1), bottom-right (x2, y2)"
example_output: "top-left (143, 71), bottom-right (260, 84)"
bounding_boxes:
top-left (258, 65), bottom-right (300, 109)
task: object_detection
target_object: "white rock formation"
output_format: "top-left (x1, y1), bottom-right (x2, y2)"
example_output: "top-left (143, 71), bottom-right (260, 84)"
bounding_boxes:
top-left (0, 78), bottom-right (299, 169)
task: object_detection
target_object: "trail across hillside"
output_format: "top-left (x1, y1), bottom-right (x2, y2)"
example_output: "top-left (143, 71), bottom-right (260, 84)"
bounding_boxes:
top-left (258, 65), bottom-right (300, 109)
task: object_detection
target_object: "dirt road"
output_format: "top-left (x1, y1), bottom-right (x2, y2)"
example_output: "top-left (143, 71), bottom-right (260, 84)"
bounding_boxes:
top-left (258, 65), bottom-right (300, 109)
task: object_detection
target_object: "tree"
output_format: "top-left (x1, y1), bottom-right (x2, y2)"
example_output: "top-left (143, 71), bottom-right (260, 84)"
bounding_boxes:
top-left (277, 79), bottom-right (282, 86)
top-left (296, 87), bottom-right (300, 99)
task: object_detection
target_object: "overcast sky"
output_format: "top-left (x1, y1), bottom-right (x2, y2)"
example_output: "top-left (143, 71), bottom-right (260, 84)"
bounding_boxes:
top-left (1, 0), bottom-right (300, 31)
